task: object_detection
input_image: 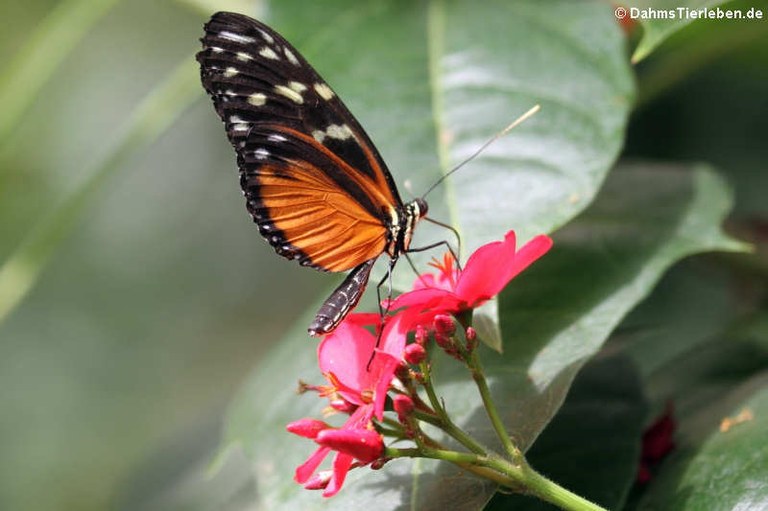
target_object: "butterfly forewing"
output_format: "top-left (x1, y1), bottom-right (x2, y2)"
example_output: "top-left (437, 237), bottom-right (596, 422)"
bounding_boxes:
top-left (197, 12), bottom-right (401, 207)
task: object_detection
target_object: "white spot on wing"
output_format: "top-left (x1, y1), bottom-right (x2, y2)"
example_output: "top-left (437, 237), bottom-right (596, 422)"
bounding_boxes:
top-left (326, 124), bottom-right (353, 140)
top-left (288, 81), bottom-right (307, 93)
top-left (210, 46), bottom-right (224, 53)
top-left (312, 124), bottom-right (354, 143)
top-left (284, 47), bottom-right (300, 66)
top-left (223, 67), bottom-right (239, 78)
top-left (219, 31), bottom-right (256, 44)
top-left (236, 52), bottom-right (253, 62)
top-left (268, 134), bottom-right (287, 142)
top-left (314, 82), bottom-right (335, 100)
top-left (229, 115), bottom-right (250, 132)
top-left (258, 29), bottom-right (274, 44)
top-left (274, 84), bottom-right (304, 104)
top-left (247, 93), bottom-right (267, 106)
top-left (254, 148), bottom-right (270, 160)
top-left (259, 47), bottom-right (280, 60)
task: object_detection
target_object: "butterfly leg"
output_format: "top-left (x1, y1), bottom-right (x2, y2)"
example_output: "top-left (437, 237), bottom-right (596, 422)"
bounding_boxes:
top-left (407, 240), bottom-right (462, 272)
top-left (364, 257), bottom-right (399, 370)
top-left (422, 216), bottom-right (462, 263)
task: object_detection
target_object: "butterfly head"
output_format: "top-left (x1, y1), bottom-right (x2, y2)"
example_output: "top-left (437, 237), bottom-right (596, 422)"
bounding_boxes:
top-left (408, 198), bottom-right (428, 221)
top-left (394, 198), bottom-right (428, 255)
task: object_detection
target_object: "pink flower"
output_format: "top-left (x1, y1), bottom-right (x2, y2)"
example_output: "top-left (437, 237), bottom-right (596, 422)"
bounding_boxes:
top-left (289, 313), bottom-right (408, 497)
top-left (316, 427), bottom-right (384, 463)
top-left (317, 313), bottom-right (406, 421)
top-left (390, 230), bottom-right (553, 317)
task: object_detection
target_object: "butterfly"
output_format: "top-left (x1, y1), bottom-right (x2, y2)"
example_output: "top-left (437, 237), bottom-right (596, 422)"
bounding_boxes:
top-left (196, 12), bottom-right (430, 336)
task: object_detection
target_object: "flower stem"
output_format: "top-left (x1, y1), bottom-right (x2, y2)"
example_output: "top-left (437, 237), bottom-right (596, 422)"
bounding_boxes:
top-left (509, 462), bottom-right (608, 511)
top-left (387, 446), bottom-right (606, 511)
top-left (466, 351), bottom-right (522, 462)
top-left (419, 361), bottom-right (487, 455)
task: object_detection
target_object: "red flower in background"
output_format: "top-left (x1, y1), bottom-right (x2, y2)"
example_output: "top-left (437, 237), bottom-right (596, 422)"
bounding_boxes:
top-left (637, 403), bottom-right (676, 484)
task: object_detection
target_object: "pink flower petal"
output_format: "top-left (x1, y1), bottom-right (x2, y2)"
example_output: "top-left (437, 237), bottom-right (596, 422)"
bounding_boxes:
top-left (411, 272), bottom-right (439, 290)
top-left (302, 470), bottom-right (331, 490)
top-left (323, 452), bottom-right (354, 497)
top-left (316, 428), bottom-right (384, 464)
top-left (454, 230), bottom-right (517, 302)
top-left (343, 312), bottom-right (381, 326)
top-left (497, 234), bottom-right (553, 285)
top-left (286, 418), bottom-right (330, 439)
top-left (295, 446), bottom-right (332, 484)
top-left (371, 354), bottom-right (400, 420)
top-left (318, 321), bottom-right (376, 401)
top-left (389, 287), bottom-right (455, 310)
top-left (377, 311), bottom-right (408, 357)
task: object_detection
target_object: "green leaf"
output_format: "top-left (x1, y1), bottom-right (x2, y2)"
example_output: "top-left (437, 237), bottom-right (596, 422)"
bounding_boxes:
top-left (483, 164), bottom-right (744, 445)
top-left (485, 353), bottom-right (648, 510)
top-left (628, 0), bottom-right (731, 63)
top-left (629, 311), bottom-right (768, 509)
top-left (637, 374), bottom-right (768, 509)
top-left (615, 258), bottom-right (741, 379)
top-left (220, 164), bottom-right (744, 510)
top-left (264, 0), bottom-right (634, 292)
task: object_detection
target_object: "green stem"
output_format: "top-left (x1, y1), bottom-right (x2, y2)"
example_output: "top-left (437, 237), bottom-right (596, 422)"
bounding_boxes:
top-left (387, 446), bottom-right (606, 511)
top-left (466, 351), bottom-right (522, 462)
top-left (420, 361), bottom-right (487, 455)
top-left (509, 462), bottom-right (608, 511)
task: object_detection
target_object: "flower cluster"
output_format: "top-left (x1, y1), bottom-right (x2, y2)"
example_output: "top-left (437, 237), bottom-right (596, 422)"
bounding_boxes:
top-left (287, 230), bottom-right (553, 496)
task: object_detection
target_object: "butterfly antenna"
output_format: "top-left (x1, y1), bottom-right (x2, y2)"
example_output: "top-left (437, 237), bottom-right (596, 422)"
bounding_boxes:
top-left (421, 104), bottom-right (540, 200)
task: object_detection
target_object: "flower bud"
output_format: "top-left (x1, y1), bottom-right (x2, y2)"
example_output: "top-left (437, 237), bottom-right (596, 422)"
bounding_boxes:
top-left (404, 343), bottom-right (427, 365)
top-left (316, 428), bottom-right (384, 463)
top-left (395, 362), bottom-right (411, 382)
top-left (414, 324), bottom-right (428, 345)
top-left (393, 394), bottom-right (415, 423)
top-left (286, 418), bottom-right (331, 439)
top-left (433, 314), bottom-right (456, 335)
top-left (370, 458), bottom-right (389, 470)
top-left (302, 470), bottom-right (332, 490)
top-left (465, 326), bottom-right (478, 352)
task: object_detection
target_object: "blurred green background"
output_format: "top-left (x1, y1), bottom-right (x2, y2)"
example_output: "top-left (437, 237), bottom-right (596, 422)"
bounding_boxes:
top-left (0, 0), bottom-right (766, 510)
top-left (0, 1), bottom-right (328, 509)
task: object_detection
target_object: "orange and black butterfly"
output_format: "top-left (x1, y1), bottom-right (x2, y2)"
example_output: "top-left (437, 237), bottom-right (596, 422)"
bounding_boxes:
top-left (197, 12), bottom-right (430, 336)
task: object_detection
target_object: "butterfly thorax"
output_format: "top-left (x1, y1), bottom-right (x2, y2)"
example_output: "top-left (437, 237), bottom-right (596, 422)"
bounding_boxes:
top-left (387, 198), bottom-right (428, 259)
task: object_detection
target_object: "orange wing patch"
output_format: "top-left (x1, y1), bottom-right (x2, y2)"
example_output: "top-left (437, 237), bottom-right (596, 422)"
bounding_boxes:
top-left (257, 162), bottom-right (389, 272)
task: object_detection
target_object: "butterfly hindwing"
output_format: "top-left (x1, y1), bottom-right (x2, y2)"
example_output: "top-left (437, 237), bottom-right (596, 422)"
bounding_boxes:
top-left (239, 123), bottom-right (391, 272)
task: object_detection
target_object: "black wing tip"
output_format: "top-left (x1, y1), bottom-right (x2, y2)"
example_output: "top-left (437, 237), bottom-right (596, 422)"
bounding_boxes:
top-left (204, 11), bottom-right (269, 32)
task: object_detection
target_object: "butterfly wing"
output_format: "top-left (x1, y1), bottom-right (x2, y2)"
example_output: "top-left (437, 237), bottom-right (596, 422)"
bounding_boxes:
top-left (197, 12), bottom-right (403, 272)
